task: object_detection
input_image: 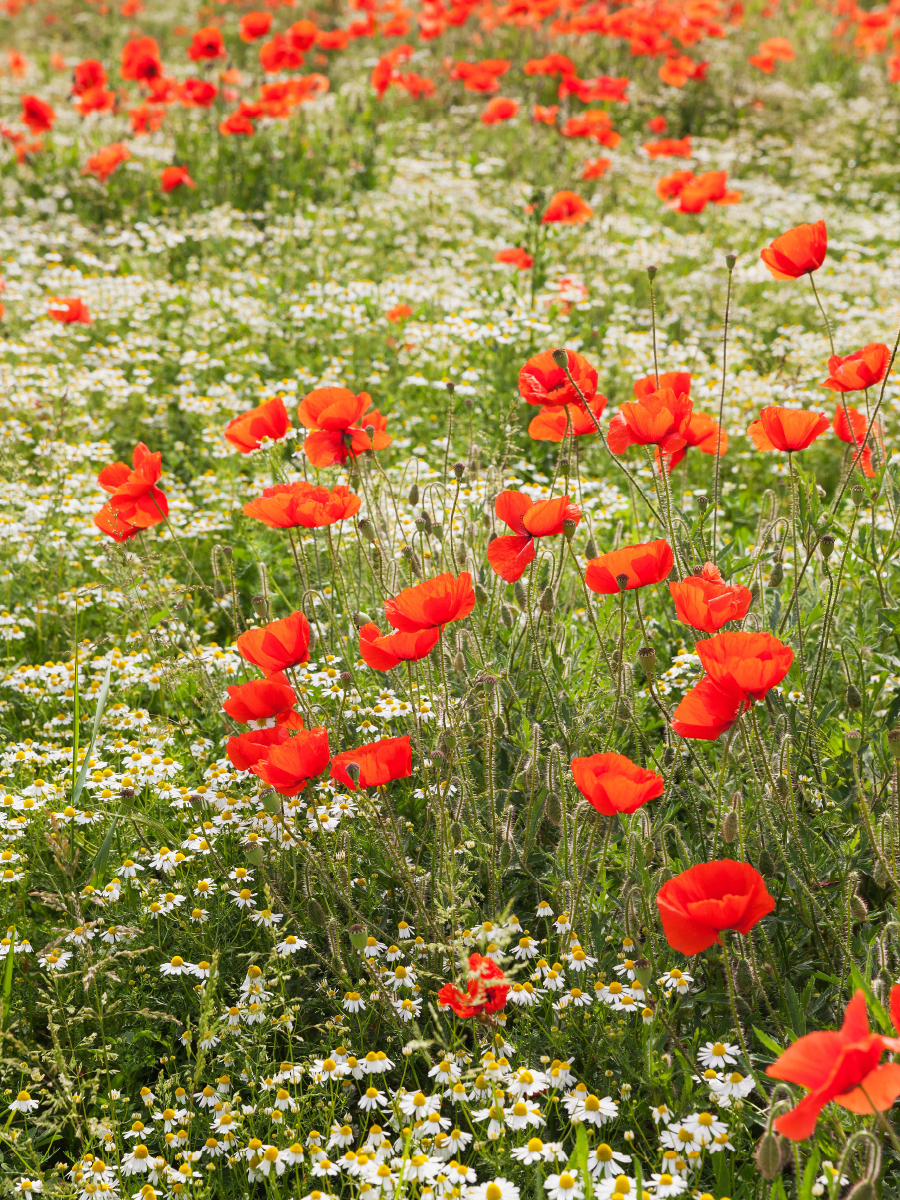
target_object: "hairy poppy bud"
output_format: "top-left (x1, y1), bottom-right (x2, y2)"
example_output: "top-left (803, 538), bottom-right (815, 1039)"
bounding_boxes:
top-left (735, 956), bottom-right (753, 993)
top-left (758, 848), bottom-right (776, 877)
top-left (450, 822), bottom-right (463, 846)
top-left (551, 347), bottom-right (568, 368)
top-left (722, 808), bottom-right (738, 844)
top-left (585, 537), bottom-right (598, 559)
top-left (513, 581), bottom-right (528, 610)
top-left (475, 583), bottom-right (489, 606)
top-left (251, 594), bottom-right (268, 620)
top-left (307, 898), bottom-right (327, 927)
top-left (539, 587), bottom-right (554, 613)
top-left (846, 729), bottom-right (863, 754)
top-left (544, 788), bottom-right (562, 826)
top-left (775, 774), bottom-right (789, 799)
top-left (617, 700), bottom-right (631, 720)
top-left (500, 603), bottom-right (514, 628)
top-left (348, 923), bottom-right (367, 951)
top-left (213, 578), bottom-right (227, 600)
top-left (850, 893), bottom-right (868, 922)
top-left (768, 561), bottom-right (783, 587)
top-left (725, 252), bottom-right (737, 270)
top-left (358, 517), bottom-right (376, 543)
top-left (616, 573), bottom-right (630, 592)
top-left (494, 715), bottom-right (505, 737)
top-left (819, 534), bottom-right (836, 559)
top-left (637, 646), bottom-right (656, 676)
top-left (453, 461), bottom-right (465, 479)
top-left (453, 651), bottom-right (465, 674)
top-left (353, 611), bottom-right (372, 628)
top-left (888, 728), bottom-right (900, 759)
top-left (646, 265), bottom-right (658, 281)
top-left (419, 509), bottom-right (433, 535)
top-left (562, 518), bottom-right (577, 542)
top-left (408, 482), bottom-right (419, 505)
top-left (850, 483), bottom-right (865, 507)
top-left (696, 495), bottom-right (709, 513)
top-left (846, 683), bottom-right (862, 710)
top-left (845, 1183), bottom-right (876, 1200)
top-left (754, 1131), bottom-right (783, 1180)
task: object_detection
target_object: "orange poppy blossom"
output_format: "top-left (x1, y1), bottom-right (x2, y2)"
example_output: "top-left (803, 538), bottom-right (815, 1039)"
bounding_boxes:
top-left (487, 492), bottom-right (581, 582)
top-left (532, 104), bottom-right (558, 124)
top-left (188, 27), bottom-right (226, 61)
top-left (630, 371), bottom-right (725, 469)
top-left (222, 672), bottom-right (303, 728)
top-left (657, 859), bottom-right (775, 954)
top-left (481, 97), bottom-right (519, 124)
top-left (73, 59), bottom-right (106, 93)
top-left (94, 441), bottom-right (168, 540)
top-left (236, 611), bottom-right (311, 674)
top-left (748, 405), bottom-right (830, 452)
top-left (518, 349), bottom-right (598, 408)
top-left (224, 395), bottom-right (292, 453)
top-left (760, 219), bottom-right (827, 279)
top-left (121, 36), bottom-right (163, 83)
top-left (585, 539), bottom-right (674, 594)
top-left (528, 394), bottom-right (608, 442)
top-left (239, 11), bottom-right (273, 41)
top-left (83, 143), bottom-right (130, 183)
top-left (330, 735), bottom-right (412, 790)
top-left (242, 482), bottom-right (361, 529)
top-left (832, 405), bottom-right (881, 477)
top-left (296, 387), bottom-right (391, 467)
top-left (358, 622), bottom-right (440, 670)
top-left (570, 751), bottom-right (664, 815)
top-left (669, 563), bottom-right (752, 634)
top-left (542, 190), bottom-right (593, 225)
top-left (438, 952), bottom-right (509, 1018)
top-left (821, 343), bottom-right (891, 392)
top-left (672, 630), bottom-right (793, 739)
top-left (581, 157), bottom-right (611, 180)
top-left (249, 726), bottom-right (330, 795)
top-left (225, 725), bottom-right (291, 772)
top-left (643, 136), bottom-right (692, 158)
top-left (180, 79), bottom-right (218, 108)
top-left (48, 297), bottom-right (92, 324)
top-left (607, 383), bottom-right (693, 456)
top-left (494, 247), bottom-right (533, 269)
top-left (160, 165), bottom-right (195, 192)
top-left (384, 572), bottom-right (476, 631)
top-left (386, 303), bottom-right (412, 323)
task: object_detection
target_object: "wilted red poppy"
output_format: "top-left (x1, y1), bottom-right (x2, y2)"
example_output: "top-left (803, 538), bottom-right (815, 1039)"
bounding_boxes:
top-left (669, 563), bottom-right (751, 634)
top-left (581, 156), bottom-right (611, 180)
top-left (223, 671), bottom-right (302, 728)
top-left (748, 406), bottom-right (829, 452)
top-left (585, 539), bottom-right (673, 594)
top-left (297, 387), bottom-right (391, 467)
top-left (358, 622), bottom-right (439, 670)
top-left (237, 611), bottom-right (311, 674)
top-left (767, 989), bottom-right (900, 1141)
top-left (695, 630), bottom-right (793, 700)
top-left (481, 97), bottom-right (519, 124)
top-left (570, 752), bottom-right (664, 815)
top-left (20, 95), bottom-right (55, 133)
top-left (239, 11), bottom-right (272, 41)
top-left (188, 27), bottom-right (226, 61)
top-left (330, 735), bottom-right (412, 790)
top-left (48, 297), bottom-right (92, 325)
top-left (833, 405), bottom-right (880, 477)
top-left (160, 165), bottom-right (195, 193)
top-left (542, 190), bottom-right (593, 225)
top-left (495, 247), bottom-right (533, 269)
top-left (438, 952), bottom-right (509, 1018)
top-left (242, 482), bottom-right (361, 529)
top-left (760, 220), bottom-right (827, 279)
top-left (607, 387), bottom-right (693, 455)
top-left (670, 676), bottom-right (750, 739)
top-left (488, 492), bottom-right (581, 583)
top-left (96, 442), bottom-right (168, 532)
top-left (250, 727), bottom-right (330, 795)
top-left (518, 349), bottom-right (598, 408)
top-left (657, 859), bottom-right (775, 954)
top-left (83, 143), bottom-right (130, 183)
top-left (385, 571), bottom-right (475, 631)
top-left (822, 343), bottom-right (890, 393)
top-left (121, 37), bottom-right (162, 83)
top-left (224, 396), bottom-right (291, 453)
top-left (226, 725), bottom-right (290, 772)
top-left (528, 394), bottom-right (608, 442)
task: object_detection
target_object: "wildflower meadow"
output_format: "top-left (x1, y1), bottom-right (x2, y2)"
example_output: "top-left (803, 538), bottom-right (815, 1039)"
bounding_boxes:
top-left (3, 0), bottom-right (900, 1198)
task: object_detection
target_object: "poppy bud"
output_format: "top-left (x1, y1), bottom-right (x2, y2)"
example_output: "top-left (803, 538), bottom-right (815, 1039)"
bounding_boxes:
top-left (722, 808), bottom-right (738, 844)
top-left (725, 252), bottom-right (737, 270)
top-left (888, 728), bottom-right (900, 759)
top-left (749, 582), bottom-right (760, 602)
top-left (450, 822), bottom-right (463, 846)
top-left (758, 848), bottom-right (776, 877)
top-left (348, 923), bottom-right (368, 951)
top-left (499, 841), bottom-right (512, 870)
top-left (343, 761), bottom-right (361, 784)
top-left (819, 534), bottom-right (836, 559)
top-left (432, 523), bottom-right (443, 540)
top-left (353, 611), bottom-right (372, 628)
top-left (539, 587), bottom-right (554, 613)
top-left (637, 646), bottom-right (656, 676)
top-left (850, 484), bottom-right (865, 507)
top-left (850, 893), bottom-right (868, 922)
top-left (419, 510), bottom-right (433, 535)
top-left (551, 347), bottom-right (568, 368)
top-left (544, 788), bottom-right (562, 826)
top-left (646, 265), bottom-right (658, 281)
top-left (585, 537), bottom-right (598, 559)
top-left (213, 578), bottom-right (227, 600)
top-left (562, 518), bottom-right (577, 542)
top-left (307, 898), bottom-right (327, 927)
top-left (768, 561), bottom-right (783, 587)
top-left (446, 381), bottom-right (456, 394)
top-left (475, 583), bottom-right (489, 606)
top-left (251, 594), bottom-right (269, 620)
top-left (616, 573), bottom-right (630, 592)
top-left (846, 729), bottom-right (863, 754)
top-left (846, 683), bottom-right (862, 710)
top-left (775, 774), bottom-right (789, 798)
top-left (308, 626), bottom-right (317, 652)
top-left (754, 1130), bottom-right (783, 1180)
top-left (735, 956), bottom-right (753, 993)
top-left (494, 715), bottom-right (505, 737)
top-left (246, 845), bottom-right (264, 867)
top-left (453, 652), bottom-right (465, 674)
top-left (513, 581), bottom-right (528, 610)
top-left (442, 731), bottom-right (458, 750)
top-left (453, 462), bottom-right (465, 479)
top-left (633, 957), bottom-right (653, 989)
top-left (371, 545), bottom-right (382, 567)
top-left (617, 700), bottom-right (631, 720)
top-left (845, 1183), bottom-right (876, 1200)
top-left (358, 517), bottom-right (376, 543)
top-left (500, 604), bottom-right (514, 628)
top-left (696, 495), bottom-right (709, 513)
top-left (408, 483), bottom-right (419, 505)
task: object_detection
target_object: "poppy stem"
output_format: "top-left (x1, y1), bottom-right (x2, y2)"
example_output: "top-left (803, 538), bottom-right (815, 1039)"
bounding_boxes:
top-left (712, 255), bottom-right (735, 558)
top-left (719, 936), bottom-right (764, 1096)
top-left (525, 558), bottom-right (566, 742)
top-left (647, 267), bottom-right (660, 388)
top-left (808, 271), bottom-right (836, 358)
top-left (786, 453), bottom-right (807, 672)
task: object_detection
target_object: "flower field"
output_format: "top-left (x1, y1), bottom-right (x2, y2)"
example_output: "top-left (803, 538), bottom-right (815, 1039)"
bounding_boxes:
top-left (4, 0), bottom-right (900, 1198)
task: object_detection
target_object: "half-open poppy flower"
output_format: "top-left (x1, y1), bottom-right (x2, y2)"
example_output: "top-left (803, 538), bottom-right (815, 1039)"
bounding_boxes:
top-left (438, 952), bottom-right (509, 1018)
top-left (297, 387), bottom-right (391, 467)
top-left (821, 343), bottom-right (890, 393)
top-left (657, 859), bottom-right (775, 954)
top-left (250, 727), bottom-right (330, 795)
top-left (585, 539), bottom-right (673, 594)
top-left (222, 672), bottom-right (302, 728)
top-left (696, 630), bottom-right (793, 700)
top-left (833, 405), bottom-right (880, 477)
top-left (330, 735), bottom-right (412, 790)
top-left (518, 349), bottom-right (598, 408)
top-left (570, 752), bottom-right (664, 815)
top-left (670, 676), bottom-right (750, 739)
top-left (224, 396), bottom-right (291, 453)
top-left (358, 623), bottom-right (439, 670)
top-left (528, 394), bottom-right (608, 442)
top-left (226, 726), bottom-right (290, 772)
top-left (669, 563), bottom-right (751, 633)
top-left (760, 220), bottom-right (827, 279)
top-left (607, 387), bottom-right (693, 455)
top-left (243, 482), bottom-right (360, 528)
top-left (767, 989), bottom-right (900, 1140)
top-left (542, 190), bottom-right (593, 224)
top-left (237, 611), bottom-right (311, 674)
top-left (487, 492), bottom-right (581, 583)
top-left (748, 406), bottom-right (829, 452)
top-left (384, 572), bottom-right (475, 631)
top-left (96, 442), bottom-right (168, 531)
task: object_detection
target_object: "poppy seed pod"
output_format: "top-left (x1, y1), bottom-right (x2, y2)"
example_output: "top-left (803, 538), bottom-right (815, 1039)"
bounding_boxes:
top-left (246, 845), bottom-right (264, 867)
top-left (562, 517), bottom-right (577, 542)
top-left (251, 594), bottom-right (269, 619)
top-left (453, 462), bottom-right (465, 479)
top-left (261, 790), bottom-right (281, 814)
top-left (343, 761), bottom-right (361, 784)
top-left (850, 484), bottom-right (865, 507)
top-left (633, 957), bottom-right (653, 988)
top-left (358, 517), bottom-right (376, 542)
top-left (616, 573), bottom-right (630, 592)
top-left (348, 923), bottom-right (367, 951)
top-left (888, 728), bottom-right (900, 759)
top-left (846, 683), bottom-right (862, 710)
top-left (353, 611), bottom-right (372, 628)
top-left (637, 646), bottom-right (656, 675)
top-left (551, 347), bottom-right (568, 368)
top-left (696, 495), bottom-right (709, 512)
top-left (819, 534), bottom-right (836, 559)
top-left (559, 457), bottom-right (570, 474)
top-left (725, 252), bottom-right (737, 270)
top-left (419, 509), bottom-right (433, 534)
top-left (754, 1130), bottom-right (784, 1180)
top-left (446, 381), bottom-right (456, 394)
top-left (647, 265), bottom-right (658, 281)
top-left (846, 729), bottom-right (863, 754)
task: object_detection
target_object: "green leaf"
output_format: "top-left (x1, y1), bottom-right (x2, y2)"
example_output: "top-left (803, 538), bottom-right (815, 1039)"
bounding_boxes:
top-left (753, 1025), bottom-right (784, 1057)
top-left (849, 962), bottom-right (893, 1034)
top-left (0, 932), bottom-right (15, 1032)
top-left (785, 980), bottom-right (805, 1036)
top-left (148, 610), bottom-right (169, 628)
top-left (799, 1147), bottom-right (820, 1200)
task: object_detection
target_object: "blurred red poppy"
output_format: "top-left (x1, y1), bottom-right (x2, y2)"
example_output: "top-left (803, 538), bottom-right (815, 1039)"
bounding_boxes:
top-left (822, 343), bottom-right (890, 393)
top-left (83, 143), bottom-right (130, 183)
top-left (386, 303), bottom-right (412, 323)
top-left (331, 735), bottom-right (412, 790)
top-left (250, 727), bottom-right (330, 795)
top-left (585, 539), bottom-right (673, 594)
top-left (581, 156), bottom-right (611, 180)
top-left (657, 859), bottom-right (775, 953)
top-left (518, 349), bottom-right (598, 408)
top-left (289, 20), bottom-right (318, 51)
top-left (760, 220), bottom-right (827, 279)
top-left (259, 34), bottom-right (305, 73)
top-left (532, 104), bottom-right (559, 124)
top-left (20, 95), bottom-right (55, 133)
top-left (542, 190), bottom-right (593, 224)
top-left (607, 386), bottom-right (693, 455)
top-left (222, 672), bottom-right (302, 728)
top-left (73, 59), bottom-right (106, 93)
top-left (226, 726), bottom-right (290, 772)
top-left (669, 563), bottom-right (751, 633)
top-left (358, 622), bottom-right (439, 670)
top-left (438, 952), bottom-right (509, 1018)
top-left (495, 247), bottom-right (533, 269)
top-left (121, 37), bottom-right (162, 83)
top-left (528, 394), bottom-right (607, 442)
top-left (224, 396), bottom-right (291, 452)
top-left (748, 406), bottom-right (829, 452)
top-left (219, 112), bottom-right (255, 136)
top-left (160, 165), bottom-right (195, 192)
top-left (297, 387), bottom-right (391, 467)
top-left (643, 136), bottom-right (691, 157)
top-left (570, 752), bottom-right (664, 815)
top-left (180, 79), bottom-right (217, 108)
top-left (833, 404), bottom-right (880, 477)
top-left (242, 482), bottom-right (361, 529)
top-left (237, 611), bottom-right (311, 674)
top-left (48, 297), bottom-right (92, 324)
top-left (95, 442), bottom-right (168, 534)
top-left (481, 97), bottom-right (519, 124)
top-left (647, 115), bottom-right (667, 132)
top-left (188, 27), bottom-right (226, 61)
top-left (385, 572), bottom-right (475, 631)
top-left (488, 492), bottom-right (581, 582)
top-left (239, 12), bottom-right (272, 41)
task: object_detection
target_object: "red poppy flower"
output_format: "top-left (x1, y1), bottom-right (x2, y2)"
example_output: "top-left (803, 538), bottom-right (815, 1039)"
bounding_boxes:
top-left (83, 143), bottom-right (130, 183)
top-left (20, 95), bottom-right (55, 133)
top-left (226, 725), bottom-right (290, 772)
top-left (384, 572), bottom-right (475, 631)
top-left (74, 87), bottom-right (116, 116)
top-left (518, 349), bottom-right (598, 409)
top-left (561, 110), bottom-right (620, 146)
top-left (288, 20), bottom-right (318, 51)
top-left (542, 190), bottom-right (593, 225)
top-left (607, 386), bottom-right (693, 455)
top-left (766, 989), bottom-right (900, 1140)
top-left (180, 79), bottom-right (217, 108)
top-left (658, 412), bottom-right (727, 470)
top-left (297, 387), bottom-right (392, 467)
top-left (188, 27), bottom-right (226, 61)
top-left (237, 611), bottom-right (311, 675)
top-left (495, 248), bottom-right (533, 270)
top-left (670, 676), bottom-right (750, 739)
top-left (239, 11), bottom-right (272, 41)
top-left (73, 59), bottom-right (107, 94)
top-left (96, 442), bottom-right (168, 532)
top-left (833, 405), bottom-right (880, 478)
top-left (748, 406), bottom-right (829, 452)
top-left (487, 492), bottom-right (581, 583)
top-left (669, 563), bottom-right (751, 633)
top-left (330, 735), bottom-right (412, 790)
top-left (760, 220), bottom-right (827, 279)
top-left (242, 482), bottom-right (361, 529)
top-left (643, 136), bottom-right (692, 158)
top-left (438, 952), bottom-right (509, 1018)
top-left (160, 165), bottom-right (195, 192)
top-left (697, 630), bottom-right (793, 700)
top-left (532, 104), bottom-right (558, 124)
top-left (48, 297), bottom-right (92, 325)
top-left (94, 504), bottom-right (138, 543)
top-left (385, 303), bottom-right (412, 323)
top-left (822, 343), bottom-right (890, 393)
top-left (219, 112), bottom-right (255, 136)
top-left (358, 622), bottom-right (440, 671)
top-left (585, 539), bottom-right (673, 594)
top-left (581, 156), bottom-right (611, 180)
top-left (657, 859), bottom-right (775, 954)
top-left (250, 727), bottom-right (330, 796)
top-left (481, 97), bottom-right (519, 124)
top-left (647, 115), bottom-right (667, 132)
top-left (570, 752), bottom-right (664, 815)
top-left (121, 37), bottom-right (163, 83)
top-left (224, 396), bottom-right (291, 453)
top-left (528, 394), bottom-right (608, 442)
top-left (222, 672), bottom-right (302, 728)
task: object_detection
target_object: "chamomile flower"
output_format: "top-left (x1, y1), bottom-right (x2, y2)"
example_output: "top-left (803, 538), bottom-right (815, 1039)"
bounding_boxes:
top-left (648, 1174), bottom-right (686, 1197)
top-left (658, 969), bottom-right (692, 994)
top-left (588, 1145), bottom-right (632, 1179)
top-left (544, 1171), bottom-right (584, 1200)
top-left (470, 1180), bottom-right (520, 1200)
top-left (697, 1041), bottom-right (738, 1069)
